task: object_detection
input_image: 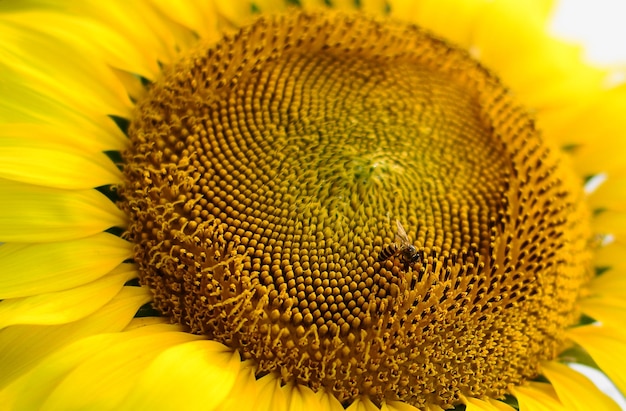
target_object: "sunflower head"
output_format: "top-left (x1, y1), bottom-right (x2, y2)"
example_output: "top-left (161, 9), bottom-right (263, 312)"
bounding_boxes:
top-left (119, 9), bottom-right (594, 408)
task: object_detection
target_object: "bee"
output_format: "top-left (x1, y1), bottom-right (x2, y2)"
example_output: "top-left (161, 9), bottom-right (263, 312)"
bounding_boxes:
top-left (378, 220), bottom-right (421, 270)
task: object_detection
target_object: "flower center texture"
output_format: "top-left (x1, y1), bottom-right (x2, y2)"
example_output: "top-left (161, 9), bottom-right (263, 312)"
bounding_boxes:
top-left (120, 11), bottom-right (592, 409)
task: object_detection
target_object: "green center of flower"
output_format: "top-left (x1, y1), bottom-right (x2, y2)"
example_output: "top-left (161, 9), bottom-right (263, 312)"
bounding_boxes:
top-left (120, 11), bottom-right (592, 409)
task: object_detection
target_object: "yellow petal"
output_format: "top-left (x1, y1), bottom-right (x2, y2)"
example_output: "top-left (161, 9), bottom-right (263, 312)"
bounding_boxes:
top-left (315, 388), bottom-right (346, 411)
top-left (122, 315), bottom-right (174, 332)
top-left (65, 0), bottom-right (188, 66)
top-left (0, 123), bottom-right (123, 155)
top-left (593, 239), bottom-right (626, 273)
top-left (383, 399), bottom-right (423, 411)
top-left (300, 0), bottom-right (333, 11)
top-left (0, 324), bottom-right (191, 410)
top-left (255, 373), bottom-right (288, 411)
top-left (512, 382), bottom-right (566, 411)
top-left (0, 82), bottom-right (127, 151)
top-left (0, 18), bottom-right (133, 118)
top-left (535, 93), bottom-right (601, 148)
top-left (0, 1), bottom-right (62, 12)
top-left (0, 286), bottom-right (150, 389)
top-left (0, 233), bottom-right (131, 298)
top-left (541, 361), bottom-right (620, 411)
top-left (0, 114), bottom-right (127, 154)
top-left (346, 396), bottom-right (380, 411)
top-left (391, 0), bottom-right (488, 48)
top-left (567, 325), bottom-right (626, 396)
top-left (214, 0), bottom-right (257, 28)
top-left (588, 268), bottom-right (626, 300)
top-left (488, 399), bottom-right (518, 411)
top-left (119, 340), bottom-right (240, 411)
top-left (148, 0), bottom-right (221, 42)
top-left (1, 10), bottom-right (159, 78)
top-left (462, 395), bottom-right (515, 411)
top-left (580, 296), bottom-right (626, 331)
top-left (314, 0), bottom-right (359, 12)
top-left (0, 333), bottom-right (118, 410)
top-left (0, 263), bottom-right (135, 328)
top-left (470, 1), bottom-right (602, 111)
top-left (0, 180), bottom-right (126, 242)
top-left (593, 210), bottom-right (626, 238)
top-left (42, 334), bottom-right (208, 411)
top-left (112, 67), bottom-right (148, 102)
top-left (358, 0), bottom-right (390, 14)
top-left (564, 86), bottom-right (626, 176)
top-left (215, 362), bottom-right (260, 411)
top-left (588, 171), bottom-right (626, 212)
top-left (277, 382), bottom-right (323, 411)
top-left (131, 1), bottom-right (199, 60)
top-left (0, 146), bottom-right (122, 189)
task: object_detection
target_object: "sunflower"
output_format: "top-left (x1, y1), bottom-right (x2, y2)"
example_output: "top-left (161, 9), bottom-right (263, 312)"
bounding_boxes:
top-left (1, 0), bottom-right (625, 409)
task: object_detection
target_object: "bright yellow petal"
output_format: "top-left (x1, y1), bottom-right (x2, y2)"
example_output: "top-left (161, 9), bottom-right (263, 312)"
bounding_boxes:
top-left (45, 337), bottom-right (231, 411)
top-left (588, 268), bottom-right (626, 300)
top-left (580, 296), bottom-right (626, 332)
top-left (541, 361), bottom-right (620, 411)
top-left (390, 0), bottom-right (488, 48)
top-left (300, 0), bottom-right (332, 11)
top-left (0, 19), bottom-right (133, 118)
top-left (512, 382), bottom-right (566, 411)
top-left (593, 210), bottom-right (626, 238)
top-left (0, 146), bottom-right (122, 189)
top-left (0, 123), bottom-right (123, 155)
top-left (469, 1), bottom-right (602, 111)
top-left (0, 99), bottom-right (127, 153)
top-left (564, 86), bottom-right (626, 176)
top-left (0, 324), bottom-right (191, 410)
top-left (488, 399), bottom-right (518, 411)
top-left (111, 67), bottom-right (148, 102)
top-left (215, 362), bottom-right (260, 411)
top-left (0, 286), bottom-right (150, 389)
top-left (0, 1), bottom-right (163, 76)
top-left (383, 399), bottom-right (423, 411)
top-left (0, 81), bottom-right (127, 152)
top-left (462, 395), bottom-right (516, 411)
top-left (534, 93), bottom-right (601, 148)
top-left (588, 171), bottom-right (626, 212)
top-left (214, 0), bottom-right (258, 28)
top-left (358, 0), bottom-right (390, 14)
top-left (346, 396), bottom-right (380, 411)
top-left (282, 382), bottom-right (324, 411)
top-left (593, 239), bottom-right (626, 274)
top-left (66, 0), bottom-right (192, 66)
top-left (0, 263), bottom-right (135, 328)
top-left (567, 325), bottom-right (626, 396)
top-left (1, 10), bottom-right (159, 78)
top-left (148, 0), bottom-right (222, 42)
top-left (0, 134), bottom-right (123, 190)
top-left (254, 373), bottom-right (288, 411)
top-left (315, 388), bottom-right (347, 411)
top-left (312, 0), bottom-right (360, 12)
top-left (246, 0), bottom-right (289, 13)
top-left (122, 315), bottom-right (174, 332)
top-left (0, 233), bottom-right (131, 298)
top-left (0, 180), bottom-right (126, 242)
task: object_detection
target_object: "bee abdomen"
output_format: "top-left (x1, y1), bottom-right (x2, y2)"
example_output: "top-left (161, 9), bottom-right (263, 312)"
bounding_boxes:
top-left (378, 244), bottom-right (398, 262)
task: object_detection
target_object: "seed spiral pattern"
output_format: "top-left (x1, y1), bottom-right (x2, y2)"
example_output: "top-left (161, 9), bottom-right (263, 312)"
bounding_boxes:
top-left (121, 11), bottom-right (592, 408)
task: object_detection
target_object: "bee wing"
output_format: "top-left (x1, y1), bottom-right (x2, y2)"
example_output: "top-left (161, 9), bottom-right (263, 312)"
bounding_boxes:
top-left (395, 220), bottom-right (410, 245)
